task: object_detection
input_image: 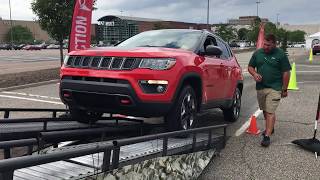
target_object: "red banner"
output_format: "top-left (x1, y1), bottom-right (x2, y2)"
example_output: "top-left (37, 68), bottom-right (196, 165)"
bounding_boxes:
top-left (68, 0), bottom-right (93, 52)
top-left (256, 23), bottom-right (265, 49)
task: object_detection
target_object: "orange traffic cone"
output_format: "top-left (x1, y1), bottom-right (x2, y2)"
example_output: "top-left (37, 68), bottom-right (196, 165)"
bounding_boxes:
top-left (246, 115), bottom-right (261, 135)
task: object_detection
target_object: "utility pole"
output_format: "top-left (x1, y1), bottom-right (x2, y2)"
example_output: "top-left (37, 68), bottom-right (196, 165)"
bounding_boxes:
top-left (256, 1), bottom-right (261, 17)
top-left (276, 13), bottom-right (280, 27)
top-left (9, 0), bottom-right (13, 49)
top-left (207, 0), bottom-right (210, 30)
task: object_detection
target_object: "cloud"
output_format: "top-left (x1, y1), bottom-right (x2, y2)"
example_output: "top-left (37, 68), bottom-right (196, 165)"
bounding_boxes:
top-left (0, 0), bottom-right (319, 25)
top-left (0, 0), bottom-right (35, 21)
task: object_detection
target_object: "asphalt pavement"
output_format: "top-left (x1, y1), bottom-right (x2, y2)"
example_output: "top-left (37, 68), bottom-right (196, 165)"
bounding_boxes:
top-left (0, 48), bottom-right (319, 178)
top-left (199, 50), bottom-right (320, 180)
top-left (0, 49), bottom-right (65, 75)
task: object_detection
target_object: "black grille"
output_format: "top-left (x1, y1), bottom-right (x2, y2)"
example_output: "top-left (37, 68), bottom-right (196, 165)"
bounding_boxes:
top-left (62, 76), bottom-right (128, 84)
top-left (111, 57), bottom-right (123, 69)
top-left (82, 57), bottom-right (91, 67)
top-left (100, 57), bottom-right (112, 68)
top-left (66, 56), bottom-right (139, 70)
top-left (91, 57), bottom-right (101, 68)
top-left (123, 58), bottom-right (136, 69)
top-left (73, 56), bottom-right (82, 67)
top-left (66, 56), bottom-right (75, 66)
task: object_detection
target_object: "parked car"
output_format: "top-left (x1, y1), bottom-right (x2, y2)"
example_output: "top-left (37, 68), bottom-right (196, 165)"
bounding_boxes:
top-left (229, 42), bottom-right (240, 48)
top-left (22, 45), bottom-right (42, 50)
top-left (60, 29), bottom-right (243, 131)
top-left (12, 44), bottom-right (26, 50)
top-left (313, 44), bottom-right (320, 55)
top-left (293, 43), bottom-right (305, 48)
top-left (47, 44), bottom-right (60, 49)
top-left (0, 44), bottom-right (12, 50)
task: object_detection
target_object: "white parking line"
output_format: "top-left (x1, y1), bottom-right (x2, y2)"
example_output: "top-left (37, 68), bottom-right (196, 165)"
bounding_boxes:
top-left (296, 64), bottom-right (320, 67)
top-left (295, 70), bottom-right (320, 73)
top-left (235, 109), bottom-right (263, 137)
top-left (2, 91), bottom-right (60, 100)
top-left (244, 70), bottom-right (320, 76)
top-left (0, 94), bottom-right (63, 105)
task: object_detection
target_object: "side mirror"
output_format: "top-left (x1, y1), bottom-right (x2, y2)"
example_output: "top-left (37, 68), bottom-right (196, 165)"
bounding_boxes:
top-left (205, 45), bottom-right (222, 56)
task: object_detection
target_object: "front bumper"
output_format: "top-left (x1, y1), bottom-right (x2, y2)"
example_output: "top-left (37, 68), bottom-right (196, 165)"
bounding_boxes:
top-left (60, 77), bottom-right (173, 117)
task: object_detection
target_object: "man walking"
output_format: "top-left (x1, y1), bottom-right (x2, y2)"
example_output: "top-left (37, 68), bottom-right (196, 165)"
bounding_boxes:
top-left (248, 34), bottom-right (291, 147)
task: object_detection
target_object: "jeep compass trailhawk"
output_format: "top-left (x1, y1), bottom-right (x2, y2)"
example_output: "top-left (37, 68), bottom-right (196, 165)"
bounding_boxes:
top-left (60, 29), bottom-right (243, 131)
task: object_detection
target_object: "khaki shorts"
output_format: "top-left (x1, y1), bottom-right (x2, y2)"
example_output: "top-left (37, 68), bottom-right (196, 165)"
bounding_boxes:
top-left (257, 88), bottom-right (282, 113)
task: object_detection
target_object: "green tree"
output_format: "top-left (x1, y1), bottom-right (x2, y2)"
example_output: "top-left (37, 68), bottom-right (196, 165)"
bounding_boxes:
top-left (237, 28), bottom-right (249, 40)
top-left (281, 31), bottom-right (288, 52)
top-left (6, 25), bottom-right (34, 44)
top-left (288, 30), bottom-right (306, 43)
top-left (275, 28), bottom-right (287, 44)
top-left (215, 24), bottom-right (237, 43)
top-left (31, 0), bottom-right (97, 65)
top-left (247, 17), bottom-right (261, 45)
top-left (264, 22), bottom-right (277, 36)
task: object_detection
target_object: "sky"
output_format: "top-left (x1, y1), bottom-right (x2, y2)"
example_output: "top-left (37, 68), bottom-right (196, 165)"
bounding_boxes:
top-left (0, 0), bottom-right (319, 25)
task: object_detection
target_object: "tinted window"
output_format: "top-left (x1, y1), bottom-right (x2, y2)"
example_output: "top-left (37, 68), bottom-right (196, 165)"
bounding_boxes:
top-left (203, 36), bottom-right (217, 52)
top-left (117, 30), bottom-right (202, 51)
top-left (226, 44), bottom-right (233, 57)
top-left (217, 40), bottom-right (230, 60)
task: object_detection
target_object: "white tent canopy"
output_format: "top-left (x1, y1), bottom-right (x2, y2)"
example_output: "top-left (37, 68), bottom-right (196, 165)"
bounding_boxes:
top-left (306, 32), bottom-right (320, 49)
top-left (309, 32), bottom-right (320, 38)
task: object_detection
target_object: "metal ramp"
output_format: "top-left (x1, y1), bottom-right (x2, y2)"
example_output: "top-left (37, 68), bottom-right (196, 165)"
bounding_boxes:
top-left (0, 108), bottom-right (226, 180)
top-left (13, 133), bottom-right (219, 179)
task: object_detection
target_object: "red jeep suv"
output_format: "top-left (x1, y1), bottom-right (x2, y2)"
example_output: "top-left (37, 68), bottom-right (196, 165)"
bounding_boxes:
top-left (60, 29), bottom-right (243, 131)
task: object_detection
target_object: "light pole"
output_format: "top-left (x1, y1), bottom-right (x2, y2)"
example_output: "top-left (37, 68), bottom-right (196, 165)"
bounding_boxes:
top-left (9, 0), bottom-right (13, 49)
top-left (276, 13), bottom-right (280, 27)
top-left (207, 0), bottom-right (210, 30)
top-left (256, 1), bottom-right (261, 17)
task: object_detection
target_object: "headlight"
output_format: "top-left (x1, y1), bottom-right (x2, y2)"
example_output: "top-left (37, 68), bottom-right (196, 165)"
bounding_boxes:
top-left (63, 55), bottom-right (70, 65)
top-left (139, 58), bottom-right (176, 70)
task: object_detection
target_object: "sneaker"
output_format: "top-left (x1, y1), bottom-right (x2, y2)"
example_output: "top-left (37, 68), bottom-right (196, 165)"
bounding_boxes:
top-left (262, 129), bottom-right (275, 136)
top-left (261, 135), bottom-right (271, 147)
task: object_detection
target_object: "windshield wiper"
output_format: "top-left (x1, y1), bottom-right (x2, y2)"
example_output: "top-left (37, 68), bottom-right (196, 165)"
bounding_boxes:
top-left (138, 45), bottom-right (163, 47)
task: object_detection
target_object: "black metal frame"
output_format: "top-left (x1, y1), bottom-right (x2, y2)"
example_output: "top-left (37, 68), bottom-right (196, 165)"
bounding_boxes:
top-left (0, 124), bottom-right (227, 180)
top-left (0, 143), bottom-right (114, 180)
top-left (0, 108), bottom-right (68, 119)
top-left (111, 124), bottom-right (227, 169)
top-left (0, 108), bottom-right (144, 159)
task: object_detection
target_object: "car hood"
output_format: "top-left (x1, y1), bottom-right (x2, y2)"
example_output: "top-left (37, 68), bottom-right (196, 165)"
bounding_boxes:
top-left (68, 47), bottom-right (194, 58)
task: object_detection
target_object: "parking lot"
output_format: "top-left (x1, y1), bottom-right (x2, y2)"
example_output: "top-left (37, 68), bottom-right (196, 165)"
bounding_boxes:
top-left (0, 49), bottom-right (66, 75)
top-left (0, 48), bottom-right (319, 179)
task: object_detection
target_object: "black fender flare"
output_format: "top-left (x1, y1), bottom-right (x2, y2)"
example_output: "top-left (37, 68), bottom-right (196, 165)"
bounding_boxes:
top-left (172, 72), bottom-right (202, 106)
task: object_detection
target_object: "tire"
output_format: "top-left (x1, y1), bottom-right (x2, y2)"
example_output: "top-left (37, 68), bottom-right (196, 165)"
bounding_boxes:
top-left (223, 88), bottom-right (241, 122)
top-left (69, 108), bottom-right (102, 124)
top-left (165, 85), bottom-right (198, 131)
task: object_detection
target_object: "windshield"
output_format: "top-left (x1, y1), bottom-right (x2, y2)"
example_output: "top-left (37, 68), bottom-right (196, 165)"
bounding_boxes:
top-left (117, 30), bottom-right (202, 51)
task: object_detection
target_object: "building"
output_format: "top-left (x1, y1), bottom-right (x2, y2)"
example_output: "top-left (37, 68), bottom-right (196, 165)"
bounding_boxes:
top-left (0, 17), bottom-right (96, 43)
top-left (0, 18), bottom-right (50, 43)
top-left (1, 15), bottom-right (209, 45)
top-left (228, 16), bottom-right (269, 26)
top-left (96, 15), bottom-right (209, 45)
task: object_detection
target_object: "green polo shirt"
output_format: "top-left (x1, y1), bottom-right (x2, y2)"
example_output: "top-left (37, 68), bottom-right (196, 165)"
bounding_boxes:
top-left (249, 48), bottom-right (291, 91)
